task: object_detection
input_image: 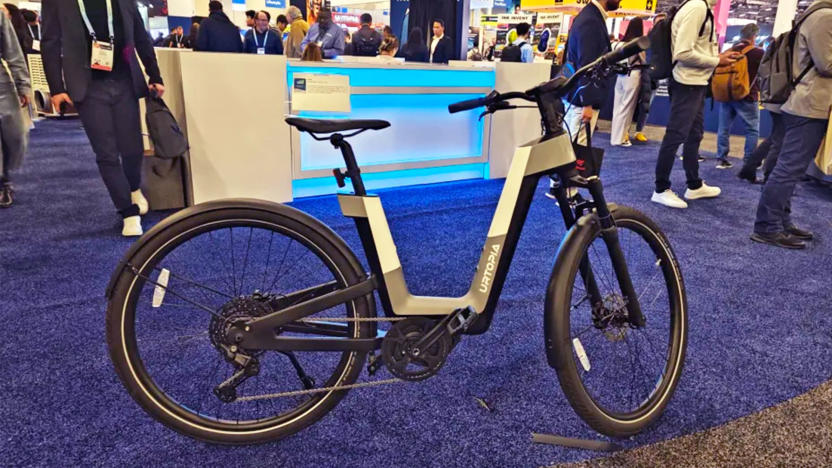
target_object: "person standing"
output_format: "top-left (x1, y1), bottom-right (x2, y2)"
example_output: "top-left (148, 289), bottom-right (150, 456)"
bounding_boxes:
top-left (41, 0), bottom-right (165, 236)
top-left (243, 11), bottom-right (283, 55)
top-left (633, 12), bottom-right (667, 144)
top-left (275, 14), bottom-right (288, 36)
top-left (245, 10), bottom-right (256, 29)
top-left (284, 6), bottom-right (309, 59)
top-left (21, 9), bottom-right (39, 53)
top-left (651, 0), bottom-right (740, 209)
top-left (429, 19), bottom-right (453, 64)
top-left (401, 27), bottom-right (428, 62)
top-left (610, 18), bottom-right (645, 147)
top-left (0, 6), bottom-right (31, 208)
top-left (300, 9), bottom-right (344, 59)
top-left (195, 1), bottom-right (242, 53)
top-left (561, 0), bottom-right (620, 147)
top-left (751, 0), bottom-right (832, 249)
top-left (165, 26), bottom-right (185, 48)
top-left (185, 22), bottom-right (199, 49)
top-left (714, 23), bottom-right (764, 169)
top-left (351, 13), bottom-right (381, 57)
top-left (502, 22), bottom-right (533, 63)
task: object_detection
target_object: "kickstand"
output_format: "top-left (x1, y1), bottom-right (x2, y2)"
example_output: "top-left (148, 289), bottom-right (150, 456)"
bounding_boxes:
top-left (278, 351), bottom-right (316, 390)
top-left (531, 433), bottom-right (622, 452)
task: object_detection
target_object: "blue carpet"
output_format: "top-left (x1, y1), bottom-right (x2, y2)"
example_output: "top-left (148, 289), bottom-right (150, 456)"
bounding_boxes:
top-left (1, 119), bottom-right (831, 466)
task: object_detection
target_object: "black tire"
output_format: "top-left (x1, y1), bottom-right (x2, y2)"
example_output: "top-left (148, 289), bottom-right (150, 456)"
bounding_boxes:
top-left (106, 202), bottom-right (374, 444)
top-left (548, 205), bottom-right (687, 437)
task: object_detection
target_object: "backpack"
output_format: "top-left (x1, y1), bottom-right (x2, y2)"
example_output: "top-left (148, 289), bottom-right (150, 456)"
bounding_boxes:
top-left (647, 0), bottom-right (713, 80)
top-left (710, 43), bottom-right (756, 102)
top-left (354, 29), bottom-right (380, 56)
top-left (500, 41), bottom-right (526, 62)
top-left (758, 3), bottom-right (832, 104)
top-left (145, 95), bottom-right (188, 160)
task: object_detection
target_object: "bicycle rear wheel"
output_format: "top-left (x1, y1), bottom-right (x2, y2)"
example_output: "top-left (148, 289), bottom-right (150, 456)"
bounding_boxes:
top-left (548, 205), bottom-right (687, 437)
top-left (106, 203), bottom-right (374, 444)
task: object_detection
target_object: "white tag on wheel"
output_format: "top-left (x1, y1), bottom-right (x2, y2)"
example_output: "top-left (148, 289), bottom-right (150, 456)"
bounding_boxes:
top-left (573, 338), bottom-right (591, 372)
top-left (91, 40), bottom-right (114, 71)
top-left (152, 268), bottom-right (170, 308)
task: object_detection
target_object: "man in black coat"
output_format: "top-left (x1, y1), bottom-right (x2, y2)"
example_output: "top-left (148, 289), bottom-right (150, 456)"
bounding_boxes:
top-left (41, 0), bottom-right (165, 236)
top-left (429, 19), bottom-right (453, 64)
top-left (351, 13), bottom-right (381, 56)
top-left (243, 11), bottom-right (283, 55)
top-left (562, 0), bottom-right (621, 145)
top-left (195, 1), bottom-right (243, 53)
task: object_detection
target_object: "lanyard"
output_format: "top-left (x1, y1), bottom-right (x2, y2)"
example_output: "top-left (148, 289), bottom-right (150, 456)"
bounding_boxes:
top-left (253, 30), bottom-right (269, 49)
top-left (77, 0), bottom-right (114, 42)
top-left (27, 24), bottom-right (39, 41)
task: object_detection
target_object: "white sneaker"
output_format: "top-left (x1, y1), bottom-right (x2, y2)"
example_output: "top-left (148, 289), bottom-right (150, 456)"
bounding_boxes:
top-left (684, 182), bottom-right (721, 200)
top-left (131, 189), bottom-right (149, 215)
top-left (122, 216), bottom-right (143, 237)
top-left (651, 190), bottom-right (688, 209)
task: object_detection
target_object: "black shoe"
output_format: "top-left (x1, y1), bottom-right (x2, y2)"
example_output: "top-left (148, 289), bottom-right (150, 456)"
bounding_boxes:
top-left (544, 187), bottom-right (557, 200)
top-left (698, 155), bottom-right (706, 162)
top-left (750, 231), bottom-right (806, 249)
top-left (716, 159), bottom-right (733, 169)
top-left (785, 225), bottom-right (814, 241)
top-left (0, 185), bottom-right (13, 208)
top-left (737, 168), bottom-right (760, 184)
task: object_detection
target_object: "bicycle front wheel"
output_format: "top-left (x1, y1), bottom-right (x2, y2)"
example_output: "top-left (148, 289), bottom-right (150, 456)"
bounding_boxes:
top-left (548, 205), bottom-right (687, 437)
top-left (106, 203), bottom-right (374, 444)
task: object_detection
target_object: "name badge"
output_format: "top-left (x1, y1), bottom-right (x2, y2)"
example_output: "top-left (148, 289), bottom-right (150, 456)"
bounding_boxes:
top-left (91, 41), bottom-right (114, 71)
top-left (257, 47), bottom-right (265, 55)
top-left (32, 40), bottom-right (41, 52)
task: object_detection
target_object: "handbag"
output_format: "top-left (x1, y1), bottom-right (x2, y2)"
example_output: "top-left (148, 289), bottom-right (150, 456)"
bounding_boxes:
top-left (573, 122), bottom-right (604, 178)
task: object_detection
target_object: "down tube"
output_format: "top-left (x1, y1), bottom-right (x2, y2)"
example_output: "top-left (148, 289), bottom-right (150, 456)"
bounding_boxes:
top-left (465, 174), bottom-right (543, 335)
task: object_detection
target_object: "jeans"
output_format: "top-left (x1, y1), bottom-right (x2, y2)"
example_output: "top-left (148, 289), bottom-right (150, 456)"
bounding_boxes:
top-left (753, 113), bottom-right (828, 234)
top-left (635, 73), bottom-right (655, 132)
top-left (740, 112), bottom-right (784, 182)
top-left (655, 80), bottom-right (705, 193)
top-left (76, 77), bottom-right (143, 217)
top-left (716, 100), bottom-right (760, 163)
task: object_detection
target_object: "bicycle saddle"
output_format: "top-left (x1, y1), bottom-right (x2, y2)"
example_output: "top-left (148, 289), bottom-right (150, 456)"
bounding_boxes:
top-left (285, 117), bottom-right (391, 134)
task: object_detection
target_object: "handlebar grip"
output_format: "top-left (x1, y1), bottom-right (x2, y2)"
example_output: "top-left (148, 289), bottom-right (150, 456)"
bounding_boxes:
top-left (448, 95), bottom-right (490, 113)
top-left (601, 36), bottom-right (651, 65)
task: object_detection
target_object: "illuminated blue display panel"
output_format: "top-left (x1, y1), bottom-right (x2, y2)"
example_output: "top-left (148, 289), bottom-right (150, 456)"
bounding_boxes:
top-left (287, 63), bottom-right (495, 197)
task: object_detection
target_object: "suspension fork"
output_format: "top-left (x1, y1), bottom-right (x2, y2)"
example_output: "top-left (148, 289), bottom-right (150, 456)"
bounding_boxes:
top-left (585, 177), bottom-right (646, 327)
top-left (550, 176), bottom-right (604, 310)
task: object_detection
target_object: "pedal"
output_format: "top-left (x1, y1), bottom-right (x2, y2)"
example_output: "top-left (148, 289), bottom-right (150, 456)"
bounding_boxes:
top-left (447, 306), bottom-right (478, 335)
top-left (367, 352), bottom-right (383, 376)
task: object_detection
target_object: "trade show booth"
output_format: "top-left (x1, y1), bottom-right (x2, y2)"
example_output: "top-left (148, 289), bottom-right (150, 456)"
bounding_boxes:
top-left (151, 49), bottom-right (550, 205)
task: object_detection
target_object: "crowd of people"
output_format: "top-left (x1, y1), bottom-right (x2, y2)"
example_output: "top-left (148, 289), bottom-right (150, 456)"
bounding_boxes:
top-left (0, 0), bottom-right (828, 249)
top-left (562, 0), bottom-right (831, 250)
top-left (153, 2), bottom-right (453, 65)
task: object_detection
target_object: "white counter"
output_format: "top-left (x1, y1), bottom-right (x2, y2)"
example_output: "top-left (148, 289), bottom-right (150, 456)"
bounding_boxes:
top-left (154, 50), bottom-right (551, 204)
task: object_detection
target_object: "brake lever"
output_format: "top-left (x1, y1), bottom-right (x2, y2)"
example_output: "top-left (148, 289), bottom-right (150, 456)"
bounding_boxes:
top-left (479, 102), bottom-right (516, 120)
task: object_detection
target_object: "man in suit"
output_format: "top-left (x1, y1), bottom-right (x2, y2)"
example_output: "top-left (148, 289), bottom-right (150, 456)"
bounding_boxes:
top-left (430, 19), bottom-right (453, 64)
top-left (195, 1), bottom-right (243, 53)
top-left (41, 0), bottom-right (165, 236)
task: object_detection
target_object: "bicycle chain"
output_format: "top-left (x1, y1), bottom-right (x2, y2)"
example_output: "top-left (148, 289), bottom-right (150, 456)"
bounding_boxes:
top-left (299, 316), bottom-right (406, 322)
top-left (237, 378), bottom-right (404, 402)
top-left (235, 316), bottom-right (406, 402)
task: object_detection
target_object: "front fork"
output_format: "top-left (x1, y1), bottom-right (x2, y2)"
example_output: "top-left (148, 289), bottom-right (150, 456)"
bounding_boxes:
top-left (550, 175), bottom-right (646, 328)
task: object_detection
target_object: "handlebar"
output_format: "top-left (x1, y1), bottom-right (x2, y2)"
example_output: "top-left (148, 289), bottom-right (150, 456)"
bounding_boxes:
top-left (447, 36), bottom-right (650, 114)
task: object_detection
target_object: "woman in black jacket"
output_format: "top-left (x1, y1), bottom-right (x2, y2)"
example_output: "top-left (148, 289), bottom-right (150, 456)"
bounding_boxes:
top-left (400, 27), bottom-right (428, 63)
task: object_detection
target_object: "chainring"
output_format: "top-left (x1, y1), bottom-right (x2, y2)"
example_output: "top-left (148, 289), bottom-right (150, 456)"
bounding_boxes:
top-left (381, 317), bottom-right (452, 382)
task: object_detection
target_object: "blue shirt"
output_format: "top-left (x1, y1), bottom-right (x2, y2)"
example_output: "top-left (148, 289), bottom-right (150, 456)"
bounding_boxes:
top-left (300, 23), bottom-right (346, 59)
top-left (514, 38), bottom-right (534, 63)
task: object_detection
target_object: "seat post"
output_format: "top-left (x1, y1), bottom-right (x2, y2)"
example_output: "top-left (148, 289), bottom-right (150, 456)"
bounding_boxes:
top-left (330, 133), bottom-right (367, 196)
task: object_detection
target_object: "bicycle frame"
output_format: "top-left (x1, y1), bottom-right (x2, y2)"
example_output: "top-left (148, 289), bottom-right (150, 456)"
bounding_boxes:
top-left (235, 125), bottom-right (643, 353)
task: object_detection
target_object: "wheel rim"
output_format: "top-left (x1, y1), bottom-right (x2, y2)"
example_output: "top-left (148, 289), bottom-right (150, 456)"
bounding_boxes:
top-left (119, 218), bottom-right (364, 434)
top-left (566, 218), bottom-right (685, 422)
